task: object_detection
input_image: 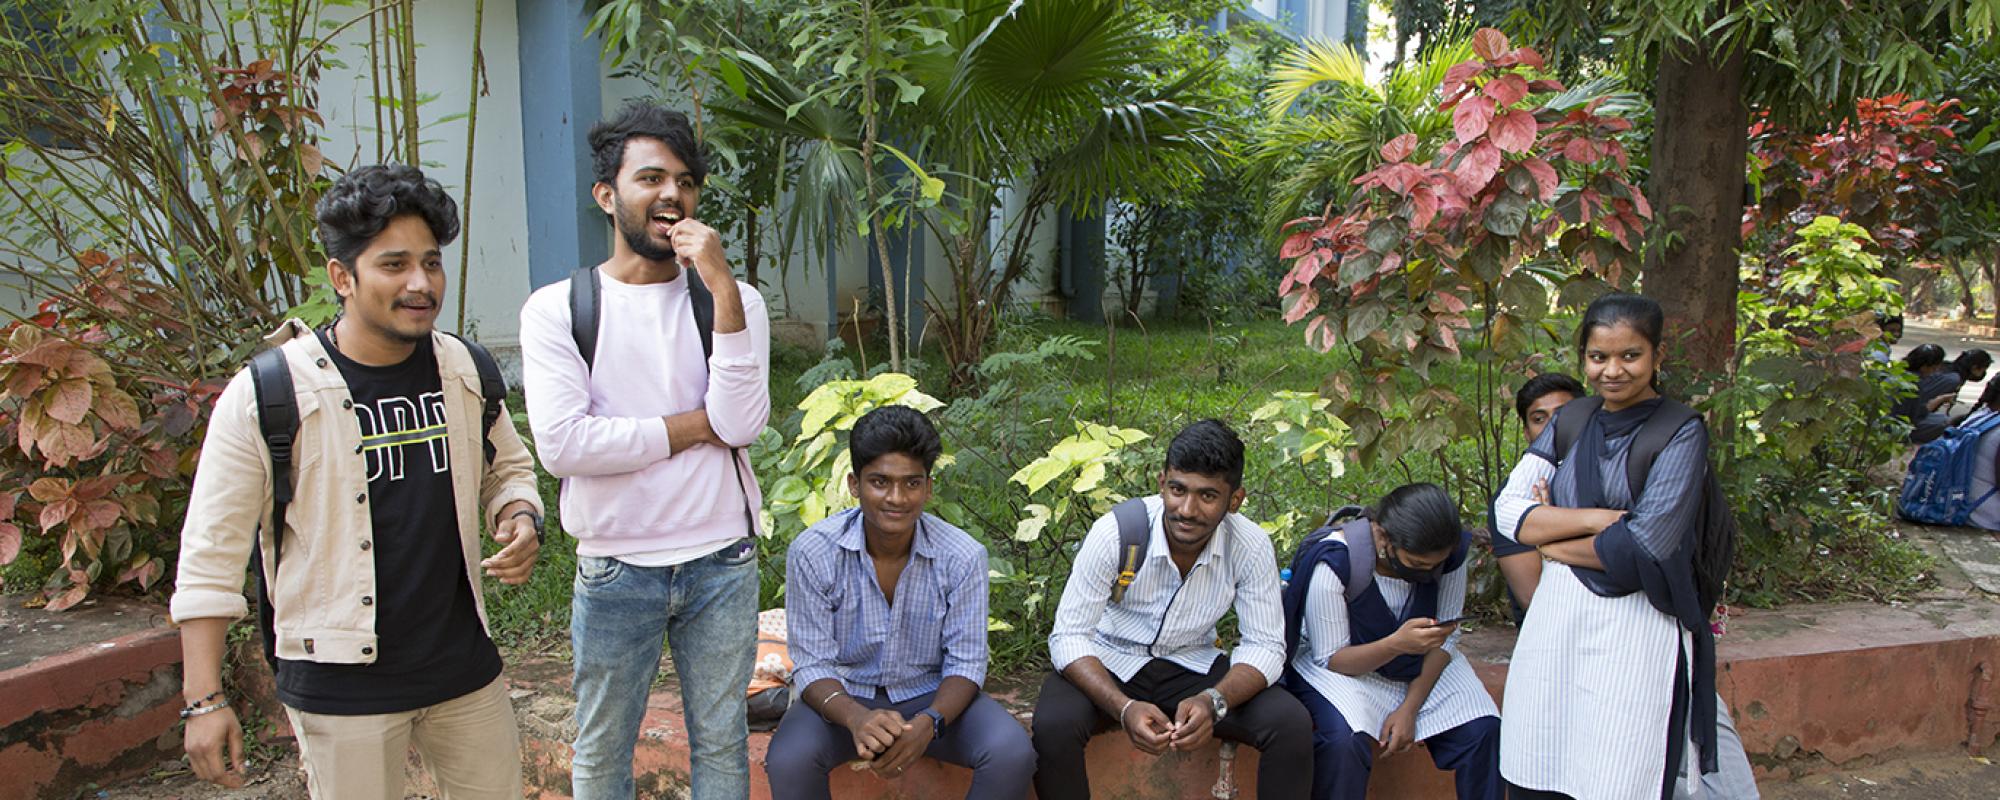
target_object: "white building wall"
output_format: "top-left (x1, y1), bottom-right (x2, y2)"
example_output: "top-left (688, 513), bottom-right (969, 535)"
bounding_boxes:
top-left (310, 0), bottom-right (535, 349)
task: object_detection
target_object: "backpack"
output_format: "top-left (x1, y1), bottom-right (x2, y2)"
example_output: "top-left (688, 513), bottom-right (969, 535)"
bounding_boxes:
top-left (1549, 396), bottom-right (1737, 613)
top-left (1898, 409), bottom-right (2000, 526)
top-left (246, 332), bottom-right (507, 668)
top-left (567, 265), bottom-right (756, 534)
top-left (1297, 506), bottom-right (1377, 601)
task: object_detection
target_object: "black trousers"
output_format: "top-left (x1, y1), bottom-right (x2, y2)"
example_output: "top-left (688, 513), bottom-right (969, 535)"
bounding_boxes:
top-left (1030, 656), bottom-right (1312, 800)
top-left (1507, 784), bottom-right (1577, 799)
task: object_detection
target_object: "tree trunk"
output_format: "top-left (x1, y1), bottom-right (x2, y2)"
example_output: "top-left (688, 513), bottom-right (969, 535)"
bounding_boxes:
top-left (1642, 39), bottom-right (1749, 378)
top-left (744, 204), bottom-right (760, 290)
top-left (1988, 246), bottom-right (2000, 332)
top-left (1946, 257), bottom-right (1979, 321)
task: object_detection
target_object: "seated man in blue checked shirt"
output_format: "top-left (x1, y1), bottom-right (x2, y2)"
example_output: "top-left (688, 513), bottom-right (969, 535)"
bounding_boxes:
top-left (1032, 419), bottom-right (1312, 800)
top-left (766, 405), bottom-right (1035, 799)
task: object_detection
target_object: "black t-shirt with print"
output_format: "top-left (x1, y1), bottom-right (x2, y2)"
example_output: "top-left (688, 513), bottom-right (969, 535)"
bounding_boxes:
top-left (274, 330), bottom-right (501, 715)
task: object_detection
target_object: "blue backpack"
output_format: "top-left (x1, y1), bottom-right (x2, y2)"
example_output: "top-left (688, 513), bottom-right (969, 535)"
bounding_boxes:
top-left (1899, 409), bottom-right (2000, 525)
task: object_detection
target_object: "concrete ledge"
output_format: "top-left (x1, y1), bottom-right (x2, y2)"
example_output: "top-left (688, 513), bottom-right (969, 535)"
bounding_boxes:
top-left (19, 593), bottom-right (2000, 798)
top-left (506, 596), bottom-right (2000, 798)
top-left (0, 599), bottom-right (184, 800)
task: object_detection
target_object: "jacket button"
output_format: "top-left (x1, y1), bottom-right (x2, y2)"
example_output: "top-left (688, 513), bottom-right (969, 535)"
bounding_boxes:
top-left (316, 358), bottom-right (328, 368)
top-left (361, 595), bottom-right (373, 606)
top-left (354, 444), bottom-right (363, 454)
top-left (342, 399), bottom-right (353, 409)
top-left (359, 540), bottom-right (372, 551)
top-left (355, 493), bottom-right (366, 504)
top-left (361, 647), bottom-right (373, 656)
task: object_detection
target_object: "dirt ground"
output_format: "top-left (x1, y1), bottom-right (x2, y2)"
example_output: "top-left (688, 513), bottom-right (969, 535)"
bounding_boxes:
top-left (86, 753), bottom-right (308, 800)
top-left (1759, 752), bottom-right (2000, 800)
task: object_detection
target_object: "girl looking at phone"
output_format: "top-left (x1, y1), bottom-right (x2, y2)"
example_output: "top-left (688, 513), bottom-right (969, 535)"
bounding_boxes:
top-left (1279, 483), bottom-right (1502, 800)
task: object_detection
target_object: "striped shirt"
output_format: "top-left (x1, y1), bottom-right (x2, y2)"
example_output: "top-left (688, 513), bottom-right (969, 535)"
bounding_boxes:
top-left (1049, 495), bottom-right (1288, 686)
top-left (785, 508), bottom-right (990, 701)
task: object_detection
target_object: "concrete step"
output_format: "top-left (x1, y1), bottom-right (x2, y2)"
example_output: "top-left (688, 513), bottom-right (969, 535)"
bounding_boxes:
top-left (16, 588), bottom-right (2000, 799)
top-left (0, 596), bottom-right (184, 800)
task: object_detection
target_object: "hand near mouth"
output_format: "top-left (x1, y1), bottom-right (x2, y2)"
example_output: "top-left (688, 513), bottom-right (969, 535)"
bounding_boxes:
top-left (665, 216), bottom-right (729, 282)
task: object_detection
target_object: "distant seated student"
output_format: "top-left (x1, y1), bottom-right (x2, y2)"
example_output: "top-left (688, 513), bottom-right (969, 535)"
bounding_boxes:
top-left (1912, 349), bottom-right (1993, 444)
top-left (1871, 313), bottom-right (1904, 364)
top-left (1893, 343), bottom-right (1948, 423)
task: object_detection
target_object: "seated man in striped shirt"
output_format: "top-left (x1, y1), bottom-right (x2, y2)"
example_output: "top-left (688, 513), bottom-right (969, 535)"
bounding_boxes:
top-left (766, 406), bottom-right (1035, 799)
top-left (1031, 419), bottom-right (1312, 799)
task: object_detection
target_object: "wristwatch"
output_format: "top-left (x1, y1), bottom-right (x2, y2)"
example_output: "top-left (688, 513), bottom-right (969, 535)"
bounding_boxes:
top-left (509, 508), bottom-right (543, 534)
top-left (1202, 688), bottom-right (1228, 722)
top-left (918, 707), bottom-right (946, 737)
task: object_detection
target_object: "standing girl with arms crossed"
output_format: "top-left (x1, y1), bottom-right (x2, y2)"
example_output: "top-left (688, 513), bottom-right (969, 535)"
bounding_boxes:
top-left (1492, 294), bottom-right (1730, 799)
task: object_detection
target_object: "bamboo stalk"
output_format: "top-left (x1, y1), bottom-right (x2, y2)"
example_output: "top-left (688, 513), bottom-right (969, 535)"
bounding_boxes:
top-left (455, 0), bottom-right (486, 332)
top-left (370, 5), bottom-right (384, 159)
top-left (399, 0), bottom-right (419, 164)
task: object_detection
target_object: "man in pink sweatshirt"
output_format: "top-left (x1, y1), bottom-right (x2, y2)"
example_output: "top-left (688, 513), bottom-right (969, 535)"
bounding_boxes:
top-left (517, 101), bottom-right (771, 800)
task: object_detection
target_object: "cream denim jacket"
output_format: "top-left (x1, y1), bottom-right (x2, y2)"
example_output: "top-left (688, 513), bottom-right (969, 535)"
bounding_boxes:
top-left (170, 320), bottom-right (543, 664)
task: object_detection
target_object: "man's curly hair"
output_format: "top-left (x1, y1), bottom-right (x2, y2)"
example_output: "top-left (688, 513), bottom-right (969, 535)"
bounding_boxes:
top-left (316, 164), bottom-right (460, 266)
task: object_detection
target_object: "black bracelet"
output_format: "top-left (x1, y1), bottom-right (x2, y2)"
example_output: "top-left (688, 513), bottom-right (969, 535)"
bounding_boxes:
top-left (508, 509), bottom-right (542, 532)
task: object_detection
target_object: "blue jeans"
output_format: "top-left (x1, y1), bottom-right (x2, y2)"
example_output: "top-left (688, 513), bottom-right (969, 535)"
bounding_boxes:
top-left (570, 539), bottom-right (758, 800)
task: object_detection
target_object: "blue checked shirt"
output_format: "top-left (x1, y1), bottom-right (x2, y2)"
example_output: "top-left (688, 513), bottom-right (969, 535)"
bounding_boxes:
top-left (1048, 495), bottom-right (1289, 686)
top-left (785, 507), bottom-right (990, 701)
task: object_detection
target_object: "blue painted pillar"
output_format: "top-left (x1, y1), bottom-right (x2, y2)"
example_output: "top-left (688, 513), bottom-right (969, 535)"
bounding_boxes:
top-left (865, 226), bottom-right (926, 347)
top-left (1059, 204), bottom-right (1106, 324)
top-left (825, 201), bottom-right (841, 342)
top-left (1346, 0), bottom-right (1368, 51)
top-left (517, 0), bottom-right (606, 289)
top-left (1279, 0), bottom-right (1308, 36)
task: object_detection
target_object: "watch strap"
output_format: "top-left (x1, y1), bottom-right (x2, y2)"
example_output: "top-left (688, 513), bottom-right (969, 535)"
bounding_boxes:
top-left (1202, 687), bottom-right (1228, 719)
top-left (919, 707), bottom-right (946, 736)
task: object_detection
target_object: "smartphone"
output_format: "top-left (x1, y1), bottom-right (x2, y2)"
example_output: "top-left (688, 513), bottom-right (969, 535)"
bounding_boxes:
top-left (1428, 616), bottom-right (1464, 628)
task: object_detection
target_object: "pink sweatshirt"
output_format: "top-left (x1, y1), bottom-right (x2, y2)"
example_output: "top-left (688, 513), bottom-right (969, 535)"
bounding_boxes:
top-left (518, 269), bottom-right (769, 563)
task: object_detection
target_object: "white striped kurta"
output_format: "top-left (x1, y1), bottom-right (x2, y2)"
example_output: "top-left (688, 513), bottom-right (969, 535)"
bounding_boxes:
top-left (1289, 553), bottom-right (1498, 741)
top-left (1493, 416), bottom-right (1707, 799)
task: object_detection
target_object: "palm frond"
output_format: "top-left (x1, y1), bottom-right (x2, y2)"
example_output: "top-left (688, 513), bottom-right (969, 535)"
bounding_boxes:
top-left (1265, 38), bottom-right (1375, 119)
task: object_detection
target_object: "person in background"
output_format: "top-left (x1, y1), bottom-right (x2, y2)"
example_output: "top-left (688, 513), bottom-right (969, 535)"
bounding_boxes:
top-left (1489, 373), bottom-right (1587, 613)
top-left (1912, 349), bottom-right (1992, 443)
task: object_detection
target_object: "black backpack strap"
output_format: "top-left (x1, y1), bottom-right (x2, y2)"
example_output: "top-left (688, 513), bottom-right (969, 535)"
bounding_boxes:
top-left (249, 348), bottom-right (298, 561)
top-left (685, 271), bottom-right (758, 535)
top-left (687, 268), bottom-right (717, 360)
top-left (1549, 395), bottom-right (1606, 465)
top-left (1624, 399), bottom-right (1703, 501)
top-left (569, 265), bottom-right (601, 371)
top-left (450, 335), bottom-right (508, 464)
top-left (1109, 498), bottom-right (1151, 603)
top-left (247, 347), bottom-right (298, 671)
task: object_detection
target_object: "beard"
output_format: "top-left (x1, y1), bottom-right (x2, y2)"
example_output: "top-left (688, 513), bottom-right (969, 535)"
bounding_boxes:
top-left (614, 196), bottom-right (677, 262)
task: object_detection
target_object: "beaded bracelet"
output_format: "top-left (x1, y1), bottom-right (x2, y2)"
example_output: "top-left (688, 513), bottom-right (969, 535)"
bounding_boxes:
top-left (179, 699), bottom-right (231, 720)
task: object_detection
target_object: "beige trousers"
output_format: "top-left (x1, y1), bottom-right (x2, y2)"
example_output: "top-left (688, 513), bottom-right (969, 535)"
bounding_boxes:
top-left (284, 675), bottom-right (523, 800)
